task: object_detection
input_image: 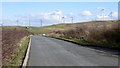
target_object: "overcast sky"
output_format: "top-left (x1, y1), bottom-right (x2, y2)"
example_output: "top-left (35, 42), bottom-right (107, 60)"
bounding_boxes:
top-left (0, 2), bottom-right (118, 26)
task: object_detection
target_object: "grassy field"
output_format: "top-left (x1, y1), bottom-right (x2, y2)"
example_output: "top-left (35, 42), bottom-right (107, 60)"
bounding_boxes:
top-left (28, 24), bottom-right (76, 35)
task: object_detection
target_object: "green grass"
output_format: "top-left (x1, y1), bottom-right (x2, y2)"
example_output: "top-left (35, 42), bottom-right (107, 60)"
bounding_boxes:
top-left (54, 36), bottom-right (120, 49)
top-left (2, 26), bottom-right (25, 29)
top-left (2, 20), bottom-right (118, 34)
top-left (7, 36), bottom-right (29, 66)
top-left (2, 24), bottom-right (74, 34)
top-left (54, 36), bottom-right (94, 45)
top-left (28, 24), bottom-right (76, 34)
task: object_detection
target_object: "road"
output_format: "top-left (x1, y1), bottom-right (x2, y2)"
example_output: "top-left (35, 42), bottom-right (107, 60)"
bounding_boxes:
top-left (27, 36), bottom-right (118, 66)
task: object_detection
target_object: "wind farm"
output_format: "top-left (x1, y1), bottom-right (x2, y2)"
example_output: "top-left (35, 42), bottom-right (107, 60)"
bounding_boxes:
top-left (0, 2), bottom-right (119, 67)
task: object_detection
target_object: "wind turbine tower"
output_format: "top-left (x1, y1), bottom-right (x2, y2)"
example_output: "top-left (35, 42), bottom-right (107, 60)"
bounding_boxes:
top-left (16, 19), bottom-right (19, 26)
top-left (40, 19), bottom-right (42, 27)
top-left (70, 16), bottom-right (73, 23)
top-left (100, 8), bottom-right (105, 20)
top-left (109, 12), bottom-right (113, 20)
top-left (62, 16), bottom-right (66, 23)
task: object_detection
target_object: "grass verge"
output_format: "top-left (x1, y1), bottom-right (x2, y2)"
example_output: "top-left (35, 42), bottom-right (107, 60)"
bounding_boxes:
top-left (6, 36), bottom-right (30, 67)
top-left (51, 36), bottom-right (119, 50)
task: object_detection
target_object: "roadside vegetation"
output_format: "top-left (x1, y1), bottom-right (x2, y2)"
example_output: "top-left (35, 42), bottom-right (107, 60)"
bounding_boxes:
top-left (2, 27), bottom-right (30, 66)
top-left (27, 20), bottom-right (120, 49)
top-left (7, 36), bottom-right (29, 66)
top-left (22, 20), bottom-right (120, 49)
top-left (1, 20), bottom-right (119, 67)
top-left (49, 20), bottom-right (120, 49)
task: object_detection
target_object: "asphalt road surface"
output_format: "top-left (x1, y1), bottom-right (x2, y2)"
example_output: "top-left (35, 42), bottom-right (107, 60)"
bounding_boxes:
top-left (27, 36), bottom-right (118, 66)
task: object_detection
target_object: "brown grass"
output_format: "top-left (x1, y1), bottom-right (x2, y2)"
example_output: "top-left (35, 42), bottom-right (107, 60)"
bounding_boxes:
top-left (2, 28), bottom-right (30, 65)
top-left (51, 20), bottom-right (120, 48)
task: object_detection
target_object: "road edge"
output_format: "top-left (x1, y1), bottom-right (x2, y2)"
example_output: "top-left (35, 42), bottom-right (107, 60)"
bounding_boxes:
top-left (22, 35), bottom-right (32, 67)
top-left (49, 36), bottom-right (118, 58)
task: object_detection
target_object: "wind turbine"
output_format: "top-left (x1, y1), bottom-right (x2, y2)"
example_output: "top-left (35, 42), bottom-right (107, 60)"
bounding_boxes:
top-left (98, 7), bottom-right (106, 20)
top-left (0, 19), bottom-right (2, 26)
top-left (15, 15), bottom-right (26, 26)
top-left (62, 16), bottom-right (66, 23)
top-left (101, 8), bottom-right (105, 20)
top-left (15, 15), bottom-right (19, 26)
top-left (16, 19), bottom-right (19, 26)
top-left (108, 12), bottom-right (113, 20)
top-left (68, 13), bottom-right (75, 23)
top-left (55, 10), bottom-right (62, 23)
top-left (40, 19), bottom-right (43, 27)
top-left (70, 16), bottom-right (73, 23)
top-left (28, 15), bottom-right (30, 27)
top-left (101, 8), bottom-right (106, 20)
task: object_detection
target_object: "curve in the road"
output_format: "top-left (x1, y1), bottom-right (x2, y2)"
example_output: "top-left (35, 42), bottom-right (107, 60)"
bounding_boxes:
top-left (27, 36), bottom-right (118, 66)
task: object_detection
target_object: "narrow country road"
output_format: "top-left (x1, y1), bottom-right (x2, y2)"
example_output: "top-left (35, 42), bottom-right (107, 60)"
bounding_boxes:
top-left (27, 36), bottom-right (118, 66)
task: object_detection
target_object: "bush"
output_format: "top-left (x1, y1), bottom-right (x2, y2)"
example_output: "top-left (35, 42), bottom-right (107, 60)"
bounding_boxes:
top-left (53, 20), bottom-right (120, 48)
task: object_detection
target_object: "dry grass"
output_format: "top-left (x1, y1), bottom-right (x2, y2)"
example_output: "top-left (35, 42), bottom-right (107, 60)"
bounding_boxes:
top-left (2, 28), bottom-right (30, 66)
top-left (50, 20), bottom-right (120, 48)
